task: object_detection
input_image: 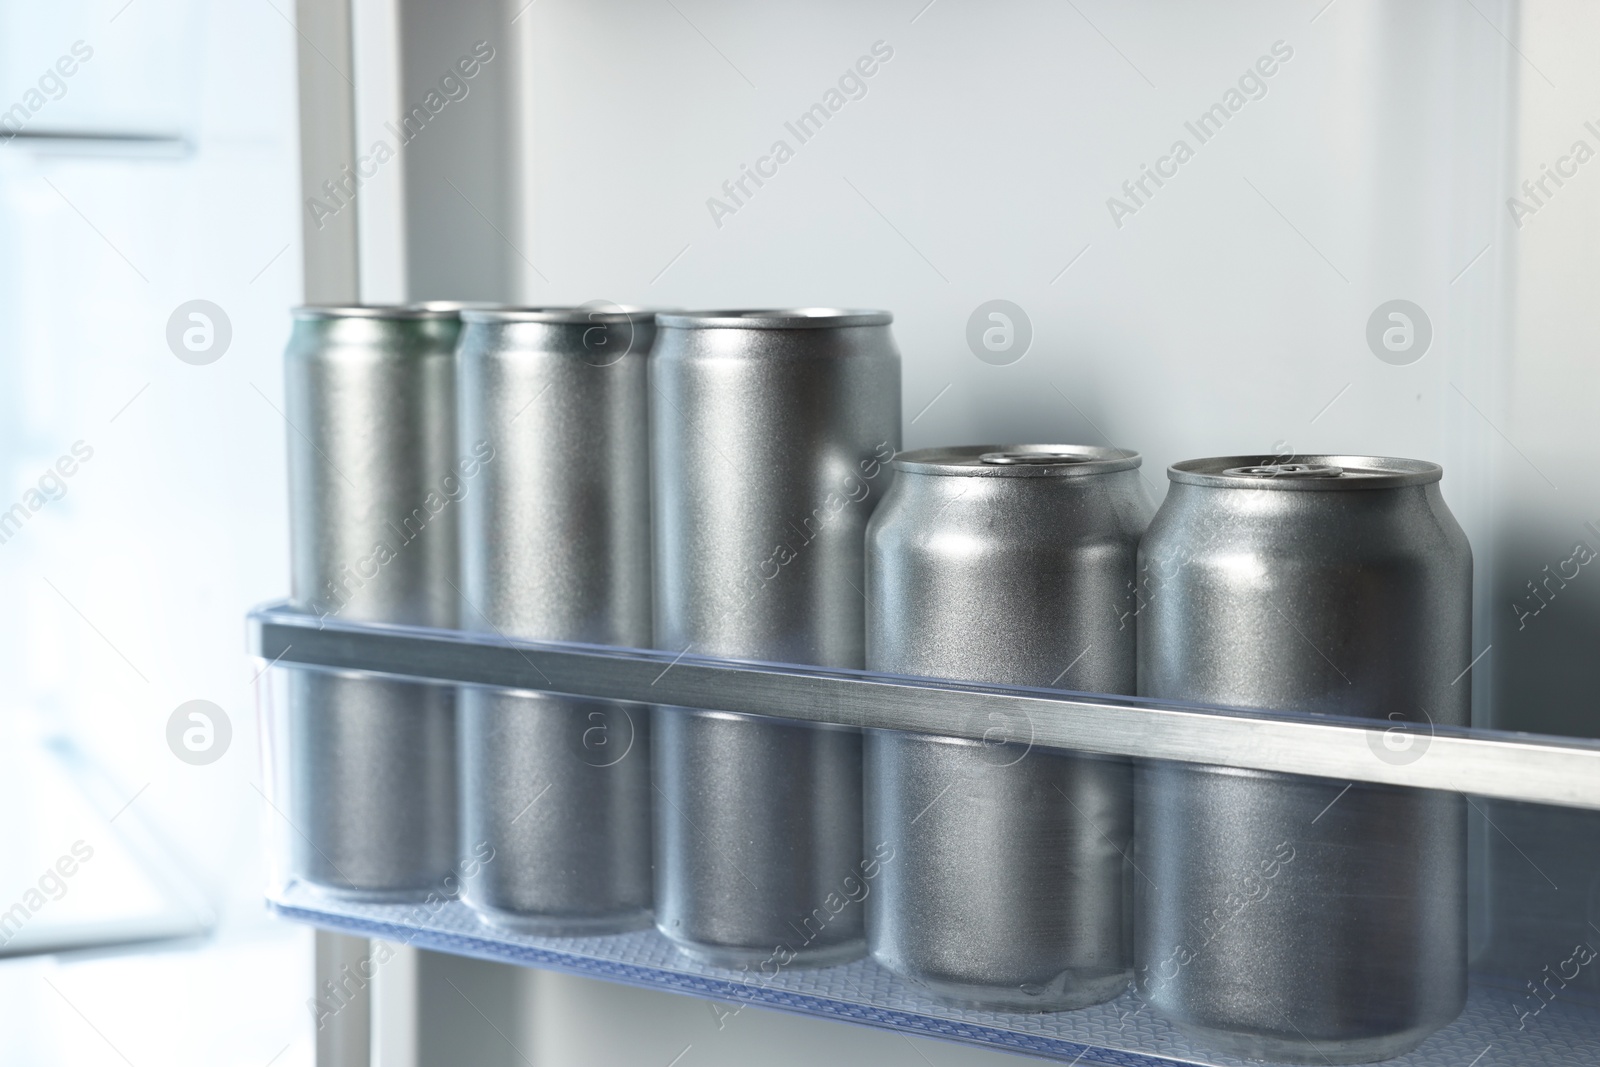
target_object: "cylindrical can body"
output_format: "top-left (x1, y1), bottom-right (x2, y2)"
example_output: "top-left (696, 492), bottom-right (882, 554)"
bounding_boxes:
top-left (288, 671), bottom-right (456, 894)
top-left (1135, 456), bottom-right (1472, 1064)
top-left (865, 445), bottom-right (1151, 1011)
top-left (456, 307), bottom-right (654, 933)
top-left (284, 305), bottom-right (462, 900)
top-left (649, 309), bottom-right (901, 967)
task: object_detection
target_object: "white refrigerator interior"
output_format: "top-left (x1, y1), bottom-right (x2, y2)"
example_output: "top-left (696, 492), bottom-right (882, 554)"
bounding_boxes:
top-left (2, 0), bottom-right (1598, 1064)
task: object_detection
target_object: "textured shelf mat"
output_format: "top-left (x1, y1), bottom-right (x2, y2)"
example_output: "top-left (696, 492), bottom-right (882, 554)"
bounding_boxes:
top-left (271, 883), bottom-right (1593, 1067)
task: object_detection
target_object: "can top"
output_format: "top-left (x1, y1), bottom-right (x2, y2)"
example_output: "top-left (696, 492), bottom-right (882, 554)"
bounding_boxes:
top-left (292, 304), bottom-right (463, 321)
top-left (893, 444), bottom-right (1141, 478)
top-left (460, 305), bottom-right (656, 325)
top-left (656, 308), bottom-right (891, 329)
top-left (1169, 455), bottom-right (1443, 490)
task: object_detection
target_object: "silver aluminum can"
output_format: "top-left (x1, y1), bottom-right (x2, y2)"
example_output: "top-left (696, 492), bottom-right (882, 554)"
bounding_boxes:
top-left (864, 445), bottom-right (1151, 1011)
top-left (456, 306), bottom-right (654, 934)
top-left (284, 305), bottom-right (462, 900)
top-left (1135, 457), bottom-right (1471, 1064)
top-left (650, 309), bottom-right (901, 967)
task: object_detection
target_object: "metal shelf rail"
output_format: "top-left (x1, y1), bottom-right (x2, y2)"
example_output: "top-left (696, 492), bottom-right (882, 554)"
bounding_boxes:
top-left (250, 602), bottom-right (1600, 812)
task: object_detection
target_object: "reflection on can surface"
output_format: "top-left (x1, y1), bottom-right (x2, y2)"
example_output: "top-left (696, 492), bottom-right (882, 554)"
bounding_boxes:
top-left (455, 307), bottom-right (655, 934)
top-left (865, 444), bottom-right (1152, 1011)
top-left (1136, 455), bottom-right (1473, 1064)
top-left (650, 309), bottom-right (901, 967)
top-left (284, 305), bottom-right (462, 900)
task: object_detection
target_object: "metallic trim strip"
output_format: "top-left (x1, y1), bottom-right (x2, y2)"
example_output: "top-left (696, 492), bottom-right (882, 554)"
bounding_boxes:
top-left (248, 603), bottom-right (1600, 811)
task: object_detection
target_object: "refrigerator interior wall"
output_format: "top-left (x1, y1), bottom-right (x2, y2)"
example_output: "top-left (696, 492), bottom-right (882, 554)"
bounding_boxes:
top-left (1484, 0), bottom-right (1600, 1006)
top-left (500, 0), bottom-right (1508, 526)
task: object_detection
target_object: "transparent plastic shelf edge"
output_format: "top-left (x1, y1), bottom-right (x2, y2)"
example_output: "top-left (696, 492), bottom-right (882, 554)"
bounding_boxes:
top-left (268, 894), bottom-right (1128, 1065)
top-left (267, 883), bottom-right (1599, 1067)
top-left (246, 601), bottom-right (1600, 811)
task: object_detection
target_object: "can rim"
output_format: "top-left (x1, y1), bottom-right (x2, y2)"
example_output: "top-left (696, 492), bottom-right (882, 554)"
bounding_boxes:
top-left (656, 308), bottom-right (892, 329)
top-left (1169, 455), bottom-right (1443, 489)
top-left (460, 305), bottom-right (658, 325)
top-left (292, 304), bottom-right (463, 321)
top-left (409, 300), bottom-right (497, 312)
top-left (893, 444), bottom-right (1142, 477)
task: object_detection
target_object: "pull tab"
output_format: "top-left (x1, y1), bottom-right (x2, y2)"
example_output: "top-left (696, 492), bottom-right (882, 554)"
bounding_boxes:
top-left (1222, 463), bottom-right (1344, 479)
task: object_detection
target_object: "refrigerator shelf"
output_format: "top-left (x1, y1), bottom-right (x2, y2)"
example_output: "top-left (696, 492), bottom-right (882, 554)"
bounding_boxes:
top-left (269, 882), bottom-right (1592, 1067)
top-left (249, 602), bottom-right (1600, 811)
top-left (252, 603), bottom-right (1600, 1065)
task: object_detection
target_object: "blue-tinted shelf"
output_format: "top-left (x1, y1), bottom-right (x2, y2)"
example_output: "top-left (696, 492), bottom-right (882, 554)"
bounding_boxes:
top-left (270, 882), bottom-right (1593, 1067)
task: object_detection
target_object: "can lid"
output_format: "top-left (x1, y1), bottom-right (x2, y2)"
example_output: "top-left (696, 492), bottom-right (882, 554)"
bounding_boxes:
top-left (1169, 455), bottom-right (1443, 490)
top-left (893, 444), bottom-right (1141, 477)
top-left (460, 304), bottom-right (658, 325)
top-left (656, 308), bottom-right (892, 329)
top-left (292, 304), bottom-right (463, 321)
